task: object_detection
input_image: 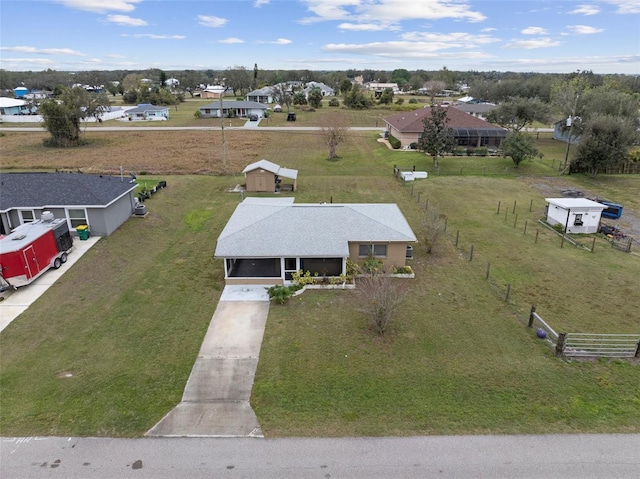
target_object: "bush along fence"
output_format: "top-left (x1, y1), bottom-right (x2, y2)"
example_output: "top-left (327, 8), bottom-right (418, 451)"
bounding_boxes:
top-left (528, 306), bottom-right (640, 359)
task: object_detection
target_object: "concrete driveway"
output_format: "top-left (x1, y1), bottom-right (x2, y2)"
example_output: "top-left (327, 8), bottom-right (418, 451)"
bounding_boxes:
top-left (146, 285), bottom-right (270, 438)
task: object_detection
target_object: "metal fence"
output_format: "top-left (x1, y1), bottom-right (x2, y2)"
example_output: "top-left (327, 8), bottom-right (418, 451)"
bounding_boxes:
top-left (528, 306), bottom-right (640, 359)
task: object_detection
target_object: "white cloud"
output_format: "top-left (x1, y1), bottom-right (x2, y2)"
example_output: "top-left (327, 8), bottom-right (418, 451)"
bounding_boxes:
top-left (106, 15), bottom-right (147, 26)
top-left (323, 40), bottom-right (491, 59)
top-left (54, 0), bottom-right (141, 14)
top-left (300, 0), bottom-right (486, 24)
top-left (566, 25), bottom-right (605, 34)
top-left (122, 34), bottom-right (186, 39)
top-left (504, 37), bottom-right (562, 49)
top-left (0, 46), bottom-right (86, 56)
top-left (254, 0), bottom-right (270, 6)
top-left (269, 38), bottom-right (292, 45)
top-left (569, 4), bottom-right (601, 15)
top-left (521, 26), bottom-right (548, 35)
top-left (0, 58), bottom-right (56, 67)
top-left (401, 31), bottom-right (500, 46)
top-left (198, 15), bottom-right (228, 28)
top-left (338, 22), bottom-right (401, 31)
top-left (218, 37), bottom-right (245, 44)
top-left (481, 27), bottom-right (497, 32)
top-left (603, 0), bottom-right (640, 14)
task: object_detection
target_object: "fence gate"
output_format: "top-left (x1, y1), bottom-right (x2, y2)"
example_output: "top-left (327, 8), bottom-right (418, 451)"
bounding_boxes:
top-left (560, 333), bottom-right (640, 358)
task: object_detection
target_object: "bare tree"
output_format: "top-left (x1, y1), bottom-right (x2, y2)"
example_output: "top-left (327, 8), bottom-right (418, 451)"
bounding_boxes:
top-left (320, 113), bottom-right (349, 160)
top-left (420, 207), bottom-right (447, 254)
top-left (423, 80), bottom-right (445, 104)
top-left (271, 83), bottom-right (292, 112)
top-left (356, 273), bottom-right (409, 335)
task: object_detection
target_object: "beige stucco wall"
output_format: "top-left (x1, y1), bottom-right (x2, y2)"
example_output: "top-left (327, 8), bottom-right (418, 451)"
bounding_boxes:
top-left (245, 169), bottom-right (276, 192)
top-left (348, 242), bottom-right (409, 271)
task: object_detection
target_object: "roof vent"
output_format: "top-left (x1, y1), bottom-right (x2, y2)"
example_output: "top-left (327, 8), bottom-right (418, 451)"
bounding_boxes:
top-left (41, 211), bottom-right (55, 222)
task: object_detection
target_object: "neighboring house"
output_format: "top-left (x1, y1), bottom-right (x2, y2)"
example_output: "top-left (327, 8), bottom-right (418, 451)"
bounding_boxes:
top-left (545, 198), bottom-right (605, 234)
top-left (246, 86), bottom-right (275, 104)
top-left (0, 172), bottom-right (138, 237)
top-left (242, 159), bottom-right (298, 192)
top-left (214, 197), bottom-right (417, 285)
top-left (452, 102), bottom-right (497, 121)
top-left (200, 85), bottom-right (226, 99)
top-left (384, 105), bottom-right (507, 149)
top-left (23, 90), bottom-right (51, 100)
top-left (165, 78), bottom-right (180, 88)
top-left (456, 96), bottom-right (480, 104)
top-left (365, 82), bottom-right (400, 94)
top-left (303, 82), bottom-right (335, 97)
top-left (199, 101), bottom-right (268, 119)
top-left (125, 104), bottom-right (170, 121)
top-left (0, 97), bottom-right (34, 115)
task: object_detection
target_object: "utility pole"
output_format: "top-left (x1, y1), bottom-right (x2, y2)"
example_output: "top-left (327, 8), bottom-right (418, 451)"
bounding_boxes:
top-left (562, 92), bottom-right (579, 173)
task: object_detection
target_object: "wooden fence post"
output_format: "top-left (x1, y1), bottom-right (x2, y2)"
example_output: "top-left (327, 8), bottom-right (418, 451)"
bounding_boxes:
top-left (455, 230), bottom-right (459, 246)
top-left (591, 237), bottom-right (596, 253)
top-left (528, 305), bottom-right (536, 328)
top-left (523, 220), bottom-right (528, 235)
top-left (513, 213), bottom-right (518, 228)
top-left (555, 333), bottom-right (567, 357)
top-left (513, 200), bottom-right (517, 214)
top-left (635, 339), bottom-right (640, 358)
top-left (529, 199), bottom-right (533, 212)
top-left (417, 192), bottom-right (421, 203)
top-left (485, 262), bottom-right (490, 280)
top-left (497, 201), bottom-right (501, 214)
top-left (505, 284), bottom-right (511, 302)
top-left (425, 198), bottom-right (429, 211)
top-left (535, 229), bottom-right (539, 244)
top-left (469, 245), bottom-right (474, 261)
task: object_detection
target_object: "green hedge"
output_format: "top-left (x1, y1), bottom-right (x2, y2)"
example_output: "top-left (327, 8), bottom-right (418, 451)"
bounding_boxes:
top-left (388, 134), bottom-right (401, 149)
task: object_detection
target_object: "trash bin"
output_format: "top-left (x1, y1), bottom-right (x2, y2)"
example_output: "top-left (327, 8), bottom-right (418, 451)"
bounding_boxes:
top-left (76, 225), bottom-right (90, 240)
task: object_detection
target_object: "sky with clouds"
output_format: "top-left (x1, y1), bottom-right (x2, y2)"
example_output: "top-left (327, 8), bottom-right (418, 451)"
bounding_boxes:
top-left (1, 0), bottom-right (639, 74)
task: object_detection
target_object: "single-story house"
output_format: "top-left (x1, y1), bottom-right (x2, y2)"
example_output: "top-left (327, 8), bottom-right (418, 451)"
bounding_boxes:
top-left (199, 100), bottom-right (268, 119)
top-left (200, 85), bottom-right (226, 99)
top-left (215, 198), bottom-right (417, 285)
top-left (452, 102), bottom-right (497, 121)
top-left (303, 82), bottom-right (335, 97)
top-left (0, 97), bottom-right (35, 115)
top-left (384, 105), bottom-right (507, 149)
top-left (242, 159), bottom-right (298, 192)
top-left (247, 87), bottom-right (275, 104)
top-left (545, 198), bottom-right (606, 234)
top-left (125, 104), bottom-right (169, 121)
top-left (0, 172), bottom-right (138, 237)
top-left (365, 82), bottom-right (400, 94)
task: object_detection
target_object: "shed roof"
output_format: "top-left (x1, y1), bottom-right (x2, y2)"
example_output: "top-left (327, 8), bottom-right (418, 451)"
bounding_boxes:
top-left (545, 198), bottom-right (606, 210)
top-left (0, 97), bottom-right (27, 108)
top-left (0, 172), bottom-right (137, 212)
top-left (384, 105), bottom-right (505, 134)
top-left (215, 198), bottom-right (416, 258)
top-left (242, 159), bottom-right (298, 180)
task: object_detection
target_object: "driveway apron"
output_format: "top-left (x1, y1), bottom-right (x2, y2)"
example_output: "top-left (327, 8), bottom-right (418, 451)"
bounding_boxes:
top-left (146, 286), bottom-right (270, 437)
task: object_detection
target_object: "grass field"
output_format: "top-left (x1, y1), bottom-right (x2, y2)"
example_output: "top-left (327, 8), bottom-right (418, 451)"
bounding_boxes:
top-left (0, 121), bottom-right (639, 438)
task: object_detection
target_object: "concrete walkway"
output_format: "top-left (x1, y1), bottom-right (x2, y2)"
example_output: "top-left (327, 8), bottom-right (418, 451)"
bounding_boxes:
top-left (146, 285), bottom-right (271, 438)
top-left (0, 236), bottom-right (100, 333)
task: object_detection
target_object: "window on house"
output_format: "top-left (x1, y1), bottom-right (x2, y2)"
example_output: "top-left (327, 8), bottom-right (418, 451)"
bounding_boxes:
top-left (574, 214), bottom-right (583, 226)
top-left (19, 210), bottom-right (36, 224)
top-left (67, 208), bottom-right (88, 229)
top-left (358, 243), bottom-right (388, 257)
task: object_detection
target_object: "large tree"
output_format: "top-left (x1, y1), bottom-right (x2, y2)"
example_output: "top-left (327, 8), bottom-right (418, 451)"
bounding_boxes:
top-left (501, 131), bottom-right (539, 167)
top-left (271, 83), bottom-right (293, 112)
top-left (418, 105), bottom-right (456, 168)
top-left (485, 97), bottom-right (550, 132)
top-left (223, 66), bottom-right (252, 96)
top-left (39, 86), bottom-right (110, 147)
top-left (307, 87), bottom-right (323, 108)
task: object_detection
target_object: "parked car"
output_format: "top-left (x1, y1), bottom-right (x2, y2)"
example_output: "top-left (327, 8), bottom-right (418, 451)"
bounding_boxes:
top-left (249, 114), bottom-right (259, 121)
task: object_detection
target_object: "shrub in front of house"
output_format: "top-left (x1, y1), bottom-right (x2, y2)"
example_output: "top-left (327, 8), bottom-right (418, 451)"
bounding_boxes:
top-left (328, 98), bottom-right (340, 107)
top-left (474, 147), bottom-right (488, 157)
top-left (388, 134), bottom-right (401, 149)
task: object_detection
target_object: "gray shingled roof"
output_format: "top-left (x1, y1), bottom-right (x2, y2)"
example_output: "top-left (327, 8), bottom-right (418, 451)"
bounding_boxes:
top-left (215, 198), bottom-right (416, 258)
top-left (200, 100), bottom-right (268, 110)
top-left (126, 104), bottom-right (169, 114)
top-left (0, 172), bottom-right (137, 211)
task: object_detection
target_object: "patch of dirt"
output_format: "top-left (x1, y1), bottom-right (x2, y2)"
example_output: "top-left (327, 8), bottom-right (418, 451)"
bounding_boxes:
top-left (521, 176), bottom-right (640, 242)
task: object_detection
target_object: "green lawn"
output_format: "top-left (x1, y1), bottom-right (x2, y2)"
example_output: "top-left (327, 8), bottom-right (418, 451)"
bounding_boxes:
top-left (1, 131), bottom-right (639, 438)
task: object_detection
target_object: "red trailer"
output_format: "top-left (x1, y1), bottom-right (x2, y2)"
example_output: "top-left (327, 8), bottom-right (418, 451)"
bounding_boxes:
top-left (0, 213), bottom-right (74, 294)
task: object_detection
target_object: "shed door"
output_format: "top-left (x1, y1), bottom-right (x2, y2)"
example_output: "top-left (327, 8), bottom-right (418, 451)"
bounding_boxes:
top-left (22, 245), bottom-right (40, 279)
top-left (256, 176), bottom-right (270, 191)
